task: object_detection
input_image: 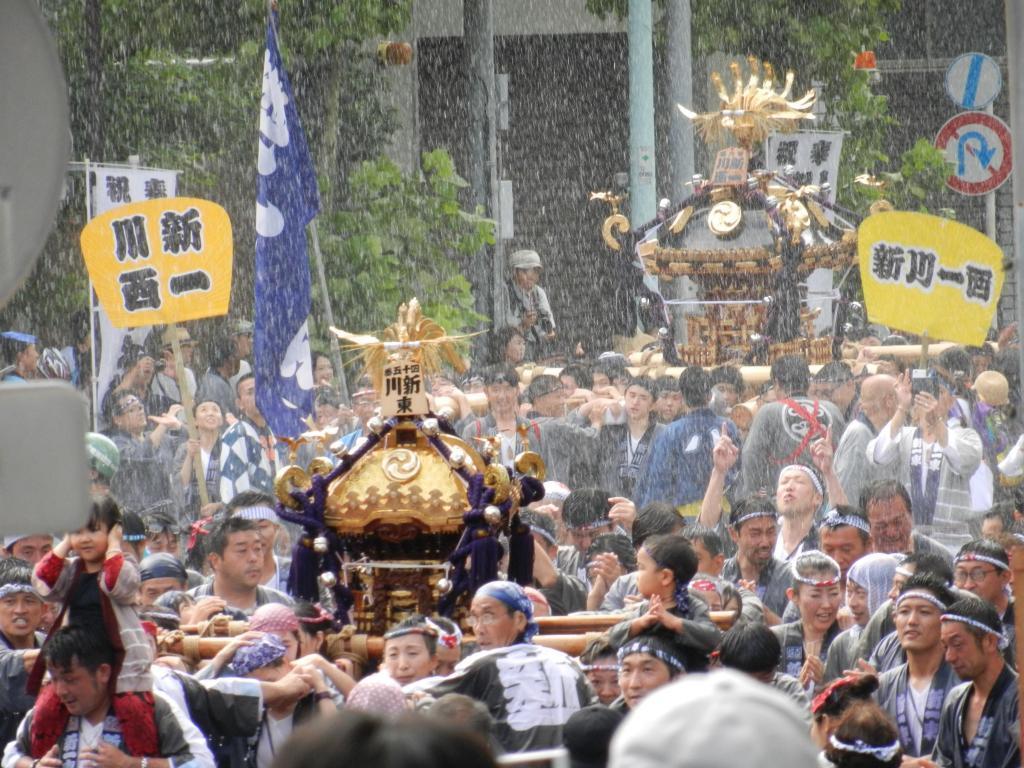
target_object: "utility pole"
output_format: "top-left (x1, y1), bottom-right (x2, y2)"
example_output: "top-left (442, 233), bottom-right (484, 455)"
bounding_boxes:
top-left (665, 0), bottom-right (696, 339)
top-left (628, 0), bottom-right (657, 227)
top-left (666, 0), bottom-right (694, 198)
top-left (464, 0), bottom-right (497, 334)
top-left (1006, 0), bottom-right (1024, 402)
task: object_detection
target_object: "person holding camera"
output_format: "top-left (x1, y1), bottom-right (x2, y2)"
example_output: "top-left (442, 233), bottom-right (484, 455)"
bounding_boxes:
top-left (866, 370), bottom-right (982, 539)
top-left (499, 249), bottom-right (556, 361)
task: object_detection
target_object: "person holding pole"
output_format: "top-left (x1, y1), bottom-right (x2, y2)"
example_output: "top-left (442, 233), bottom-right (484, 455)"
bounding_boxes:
top-left (172, 397), bottom-right (225, 522)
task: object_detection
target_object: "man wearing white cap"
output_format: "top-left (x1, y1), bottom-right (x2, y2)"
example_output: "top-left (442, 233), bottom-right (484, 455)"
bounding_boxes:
top-left (1, 536), bottom-right (53, 566)
top-left (499, 249), bottom-right (556, 360)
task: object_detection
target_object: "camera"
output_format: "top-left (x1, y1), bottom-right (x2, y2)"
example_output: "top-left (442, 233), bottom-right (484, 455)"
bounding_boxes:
top-left (911, 369), bottom-right (939, 397)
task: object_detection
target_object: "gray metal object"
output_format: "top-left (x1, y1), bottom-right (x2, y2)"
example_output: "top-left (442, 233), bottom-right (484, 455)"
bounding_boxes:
top-left (0, 383), bottom-right (90, 533)
top-left (0, 0), bottom-right (70, 308)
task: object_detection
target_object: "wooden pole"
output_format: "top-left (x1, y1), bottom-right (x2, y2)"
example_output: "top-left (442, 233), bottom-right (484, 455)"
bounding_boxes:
top-left (169, 323), bottom-right (209, 507)
top-left (166, 610), bottom-right (739, 663)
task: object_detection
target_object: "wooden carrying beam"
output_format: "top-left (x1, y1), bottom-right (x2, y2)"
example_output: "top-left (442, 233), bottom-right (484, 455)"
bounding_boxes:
top-left (160, 611), bottom-right (737, 663)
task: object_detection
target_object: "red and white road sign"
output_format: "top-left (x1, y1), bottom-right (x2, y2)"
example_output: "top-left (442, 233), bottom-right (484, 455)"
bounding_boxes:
top-left (934, 111), bottom-right (1012, 196)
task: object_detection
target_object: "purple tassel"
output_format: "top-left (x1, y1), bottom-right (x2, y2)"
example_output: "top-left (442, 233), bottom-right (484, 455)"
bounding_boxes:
top-left (468, 534), bottom-right (502, 590)
top-left (332, 582), bottom-right (354, 625)
top-left (506, 513), bottom-right (534, 586)
top-left (519, 476), bottom-right (545, 506)
top-left (287, 539), bottom-right (321, 602)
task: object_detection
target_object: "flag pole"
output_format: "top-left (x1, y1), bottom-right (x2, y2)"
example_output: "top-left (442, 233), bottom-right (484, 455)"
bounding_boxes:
top-left (308, 219), bottom-right (348, 402)
top-left (266, 0), bottom-right (347, 404)
top-left (169, 323), bottom-right (209, 507)
top-left (84, 156), bottom-right (100, 432)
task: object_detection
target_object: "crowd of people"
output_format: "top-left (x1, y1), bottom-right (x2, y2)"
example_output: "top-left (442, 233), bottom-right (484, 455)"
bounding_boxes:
top-left (2, 284), bottom-right (1024, 767)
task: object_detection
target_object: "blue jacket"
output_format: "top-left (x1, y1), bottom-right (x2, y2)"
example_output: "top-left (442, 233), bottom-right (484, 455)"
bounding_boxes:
top-left (634, 408), bottom-right (740, 510)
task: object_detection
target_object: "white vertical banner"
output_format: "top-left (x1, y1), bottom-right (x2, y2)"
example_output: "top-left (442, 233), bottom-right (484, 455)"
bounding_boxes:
top-left (764, 130), bottom-right (844, 201)
top-left (764, 131), bottom-right (845, 333)
top-left (89, 164), bottom-right (178, 424)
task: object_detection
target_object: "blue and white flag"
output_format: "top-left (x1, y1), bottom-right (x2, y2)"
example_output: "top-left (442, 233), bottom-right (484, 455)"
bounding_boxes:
top-left (254, 15), bottom-right (320, 437)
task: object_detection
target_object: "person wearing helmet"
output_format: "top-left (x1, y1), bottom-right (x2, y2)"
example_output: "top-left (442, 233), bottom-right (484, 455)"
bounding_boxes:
top-left (0, 332), bottom-right (40, 382)
top-left (86, 431), bottom-right (121, 494)
top-left (35, 348), bottom-right (72, 381)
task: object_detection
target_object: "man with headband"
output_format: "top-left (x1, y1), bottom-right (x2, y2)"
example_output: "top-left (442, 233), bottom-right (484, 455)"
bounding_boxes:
top-left (427, 580), bottom-right (594, 753)
top-left (0, 560), bottom-right (45, 747)
top-left (227, 492), bottom-right (290, 595)
top-left (875, 574), bottom-right (958, 759)
top-left (739, 354), bottom-right (844, 498)
top-left (139, 553), bottom-right (189, 606)
top-left (952, 540), bottom-right (1015, 662)
top-left (818, 506), bottom-right (872, 587)
top-left (935, 597), bottom-right (1019, 768)
top-left (188, 517), bottom-right (291, 618)
top-left (699, 437), bottom-right (847, 564)
top-left (775, 457), bottom-right (848, 563)
top-left (614, 634), bottom-right (690, 712)
top-left (854, 552), bottom-right (956, 676)
top-left (721, 497), bottom-right (790, 622)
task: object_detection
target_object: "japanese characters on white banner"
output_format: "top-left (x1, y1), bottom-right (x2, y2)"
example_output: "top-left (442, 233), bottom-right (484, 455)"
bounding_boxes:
top-left (765, 131), bottom-right (844, 202)
top-left (90, 165), bottom-right (178, 425)
top-left (765, 131), bottom-right (845, 333)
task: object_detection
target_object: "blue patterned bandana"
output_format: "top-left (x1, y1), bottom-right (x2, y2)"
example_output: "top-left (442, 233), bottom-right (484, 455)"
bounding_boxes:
top-left (231, 633), bottom-right (287, 675)
top-left (475, 580), bottom-right (538, 642)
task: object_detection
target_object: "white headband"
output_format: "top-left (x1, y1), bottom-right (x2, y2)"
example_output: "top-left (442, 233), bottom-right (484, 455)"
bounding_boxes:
top-left (234, 506), bottom-right (278, 523)
top-left (895, 590), bottom-right (947, 612)
top-left (829, 734), bottom-right (901, 762)
top-left (731, 507), bottom-right (778, 528)
top-left (954, 552), bottom-right (1008, 571)
top-left (820, 509), bottom-right (871, 535)
top-left (779, 464), bottom-right (823, 496)
top-left (0, 584), bottom-right (40, 601)
top-left (940, 612), bottom-right (1009, 650)
top-left (792, 553), bottom-right (842, 588)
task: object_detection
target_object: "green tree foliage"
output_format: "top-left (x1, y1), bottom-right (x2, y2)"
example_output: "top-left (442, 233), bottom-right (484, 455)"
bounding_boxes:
top-left (5, 1), bottom-right (492, 353)
top-left (584, 0), bottom-right (949, 211)
top-left (852, 138), bottom-right (955, 215)
top-left (320, 150), bottom-right (494, 339)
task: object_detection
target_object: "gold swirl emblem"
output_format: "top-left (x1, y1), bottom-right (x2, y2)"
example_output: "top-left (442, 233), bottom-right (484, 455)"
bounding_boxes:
top-left (308, 457), bottom-right (334, 477)
top-left (514, 451), bottom-right (546, 481)
top-left (381, 448), bottom-right (422, 482)
top-left (602, 213), bottom-right (630, 251)
top-left (275, 465), bottom-right (311, 509)
top-left (484, 464), bottom-right (512, 503)
top-left (707, 200), bottom-right (743, 238)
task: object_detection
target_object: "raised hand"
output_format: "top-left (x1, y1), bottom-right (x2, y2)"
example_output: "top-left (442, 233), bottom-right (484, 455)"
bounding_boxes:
top-left (712, 425), bottom-right (740, 473)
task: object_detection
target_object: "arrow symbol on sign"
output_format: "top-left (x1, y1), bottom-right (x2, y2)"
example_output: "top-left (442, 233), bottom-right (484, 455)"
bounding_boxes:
top-left (958, 130), bottom-right (997, 175)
